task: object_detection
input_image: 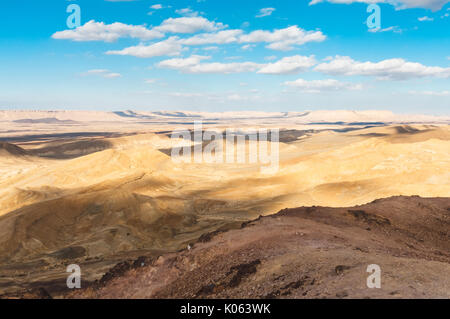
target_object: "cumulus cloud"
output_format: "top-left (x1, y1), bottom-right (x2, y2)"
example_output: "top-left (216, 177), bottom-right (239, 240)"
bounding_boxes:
top-left (176, 26), bottom-right (325, 50)
top-left (309, 0), bottom-right (449, 11)
top-left (284, 78), bottom-right (362, 92)
top-left (52, 20), bottom-right (164, 42)
top-left (157, 55), bottom-right (262, 74)
top-left (52, 17), bottom-right (225, 42)
top-left (257, 55), bottom-right (317, 74)
top-left (315, 56), bottom-right (450, 80)
top-left (154, 17), bottom-right (226, 34)
top-left (110, 25), bottom-right (326, 59)
top-left (106, 37), bottom-right (183, 58)
top-left (239, 26), bottom-right (326, 51)
top-left (158, 55), bottom-right (317, 74)
top-left (178, 30), bottom-right (244, 45)
top-left (158, 55), bottom-right (210, 69)
top-left (53, 17), bottom-right (325, 55)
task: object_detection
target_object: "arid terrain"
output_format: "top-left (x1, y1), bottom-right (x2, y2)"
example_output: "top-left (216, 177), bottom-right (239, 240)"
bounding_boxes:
top-left (0, 110), bottom-right (448, 298)
top-left (68, 196), bottom-right (450, 299)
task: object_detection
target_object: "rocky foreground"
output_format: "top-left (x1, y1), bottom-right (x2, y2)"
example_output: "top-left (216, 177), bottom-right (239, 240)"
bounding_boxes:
top-left (61, 196), bottom-right (450, 299)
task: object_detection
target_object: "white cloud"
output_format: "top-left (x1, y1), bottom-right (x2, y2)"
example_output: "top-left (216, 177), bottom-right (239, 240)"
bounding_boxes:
top-left (158, 55), bottom-right (317, 74)
top-left (418, 16), bottom-right (434, 21)
top-left (179, 30), bottom-right (243, 45)
top-left (256, 8), bottom-right (276, 18)
top-left (202, 46), bottom-right (220, 51)
top-left (284, 78), bottom-right (362, 93)
top-left (308, 0), bottom-right (449, 11)
top-left (154, 16), bottom-right (226, 34)
top-left (84, 69), bottom-right (109, 74)
top-left (158, 55), bottom-right (262, 74)
top-left (157, 55), bottom-right (210, 70)
top-left (368, 26), bottom-right (403, 33)
top-left (239, 26), bottom-right (326, 51)
top-left (257, 55), bottom-right (317, 74)
top-left (175, 8), bottom-right (200, 17)
top-left (52, 18), bottom-right (325, 55)
top-left (265, 55), bottom-right (277, 61)
top-left (81, 69), bottom-right (121, 78)
top-left (178, 26), bottom-right (325, 50)
top-left (315, 56), bottom-right (450, 80)
top-left (103, 73), bottom-right (122, 78)
top-left (106, 37), bottom-right (183, 58)
top-left (52, 20), bottom-right (164, 42)
top-left (52, 17), bottom-right (225, 42)
top-left (241, 44), bottom-right (255, 50)
top-left (150, 4), bottom-right (163, 10)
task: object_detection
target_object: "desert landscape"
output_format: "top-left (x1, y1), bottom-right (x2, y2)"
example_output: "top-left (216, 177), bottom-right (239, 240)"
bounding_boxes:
top-left (0, 110), bottom-right (448, 299)
top-left (1, 0), bottom-right (450, 305)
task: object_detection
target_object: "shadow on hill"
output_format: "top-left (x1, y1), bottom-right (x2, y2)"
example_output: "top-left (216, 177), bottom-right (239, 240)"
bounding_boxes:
top-left (28, 139), bottom-right (114, 159)
top-left (0, 142), bottom-right (29, 156)
top-left (0, 132), bottom-right (125, 143)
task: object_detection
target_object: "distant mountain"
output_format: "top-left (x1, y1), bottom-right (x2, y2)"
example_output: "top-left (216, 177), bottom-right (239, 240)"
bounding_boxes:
top-left (115, 110), bottom-right (450, 124)
top-left (0, 110), bottom-right (448, 125)
top-left (13, 117), bottom-right (78, 124)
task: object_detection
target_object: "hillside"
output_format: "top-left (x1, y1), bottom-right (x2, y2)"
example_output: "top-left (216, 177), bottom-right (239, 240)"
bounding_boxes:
top-left (65, 196), bottom-right (450, 299)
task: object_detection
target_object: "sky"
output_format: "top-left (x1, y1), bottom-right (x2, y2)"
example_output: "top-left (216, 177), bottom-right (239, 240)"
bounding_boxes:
top-left (0, 0), bottom-right (449, 114)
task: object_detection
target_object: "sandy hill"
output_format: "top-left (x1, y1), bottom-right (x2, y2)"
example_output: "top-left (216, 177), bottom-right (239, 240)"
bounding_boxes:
top-left (0, 124), bottom-right (448, 297)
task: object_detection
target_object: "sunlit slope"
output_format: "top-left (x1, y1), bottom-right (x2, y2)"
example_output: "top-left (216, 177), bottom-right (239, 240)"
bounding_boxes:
top-left (275, 126), bottom-right (450, 206)
top-left (0, 126), bottom-right (449, 215)
top-left (0, 134), bottom-right (175, 216)
top-left (192, 125), bottom-right (450, 209)
top-left (0, 125), bottom-right (448, 265)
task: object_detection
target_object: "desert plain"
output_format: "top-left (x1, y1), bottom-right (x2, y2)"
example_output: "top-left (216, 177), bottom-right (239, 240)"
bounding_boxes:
top-left (0, 109), bottom-right (449, 298)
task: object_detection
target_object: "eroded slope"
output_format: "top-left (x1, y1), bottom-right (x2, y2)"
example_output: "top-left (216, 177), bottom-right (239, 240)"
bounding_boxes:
top-left (68, 196), bottom-right (450, 299)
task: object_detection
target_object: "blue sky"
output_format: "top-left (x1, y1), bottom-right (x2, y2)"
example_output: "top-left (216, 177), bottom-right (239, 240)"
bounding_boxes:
top-left (0, 0), bottom-right (449, 114)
